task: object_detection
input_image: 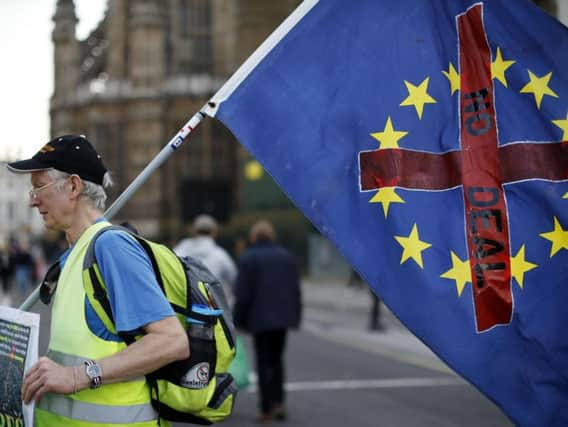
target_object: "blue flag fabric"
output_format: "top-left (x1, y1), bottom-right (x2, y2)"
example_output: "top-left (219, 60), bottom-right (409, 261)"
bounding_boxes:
top-left (208, 1), bottom-right (568, 425)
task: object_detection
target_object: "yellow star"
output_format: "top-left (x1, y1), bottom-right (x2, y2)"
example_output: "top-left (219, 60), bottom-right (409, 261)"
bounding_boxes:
top-left (400, 77), bottom-right (437, 119)
top-left (394, 223), bottom-right (432, 268)
top-left (563, 192), bottom-right (568, 199)
top-left (370, 116), bottom-right (408, 149)
top-left (369, 188), bottom-right (405, 218)
top-left (442, 63), bottom-right (460, 95)
top-left (491, 47), bottom-right (515, 87)
top-left (539, 216), bottom-right (568, 257)
top-left (520, 70), bottom-right (559, 109)
top-left (552, 112), bottom-right (568, 141)
top-left (491, 47), bottom-right (515, 88)
top-left (440, 251), bottom-right (472, 297)
top-left (510, 245), bottom-right (537, 289)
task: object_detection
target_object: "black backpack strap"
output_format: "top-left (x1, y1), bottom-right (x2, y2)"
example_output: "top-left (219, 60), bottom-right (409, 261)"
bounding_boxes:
top-left (88, 266), bottom-right (115, 328)
top-left (83, 225), bottom-right (144, 344)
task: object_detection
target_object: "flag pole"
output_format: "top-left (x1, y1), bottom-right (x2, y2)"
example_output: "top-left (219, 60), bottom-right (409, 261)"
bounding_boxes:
top-left (19, 107), bottom-right (209, 312)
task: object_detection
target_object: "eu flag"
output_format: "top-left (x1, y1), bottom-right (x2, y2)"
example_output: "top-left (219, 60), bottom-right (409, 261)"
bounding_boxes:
top-left (205, 1), bottom-right (568, 424)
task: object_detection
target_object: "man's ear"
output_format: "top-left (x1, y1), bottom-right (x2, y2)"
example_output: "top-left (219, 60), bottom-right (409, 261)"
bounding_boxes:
top-left (68, 175), bottom-right (83, 199)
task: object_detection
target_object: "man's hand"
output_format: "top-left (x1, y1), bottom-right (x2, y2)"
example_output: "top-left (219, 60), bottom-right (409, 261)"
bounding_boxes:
top-left (22, 356), bottom-right (77, 404)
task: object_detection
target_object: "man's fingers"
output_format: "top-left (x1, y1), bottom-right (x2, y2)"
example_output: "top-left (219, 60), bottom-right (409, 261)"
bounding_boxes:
top-left (22, 358), bottom-right (77, 403)
top-left (23, 358), bottom-right (43, 380)
top-left (33, 382), bottom-right (49, 404)
top-left (21, 370), bottom-right (37, 402)
top-left (22, 357), bottom-right (55, 403)
top-left (22, 375), bottom-right (44, 404)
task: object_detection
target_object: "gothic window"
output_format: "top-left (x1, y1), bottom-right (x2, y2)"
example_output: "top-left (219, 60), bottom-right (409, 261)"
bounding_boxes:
top-left (179, 0), bottom-right (191, 38)
top-left (179, 0), bottom-right (212, 73)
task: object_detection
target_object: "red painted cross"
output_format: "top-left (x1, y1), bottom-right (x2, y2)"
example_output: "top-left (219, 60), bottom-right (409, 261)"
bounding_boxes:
top-left (359, 4), bottom-right (568, 332)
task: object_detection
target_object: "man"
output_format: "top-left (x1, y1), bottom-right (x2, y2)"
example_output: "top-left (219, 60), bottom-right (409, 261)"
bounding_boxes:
top-left (6, 135), bottom-right (188, 426)
top-left (233, 220), bottom-right (302, 424)
top-left (174, 214), bottom-right (237, 300)
top-left (10, 240), bottom-right (34, 296)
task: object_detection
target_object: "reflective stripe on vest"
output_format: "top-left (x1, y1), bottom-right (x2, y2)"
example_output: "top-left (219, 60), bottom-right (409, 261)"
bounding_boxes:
top-left (38, 394), bottom-right (157, 424)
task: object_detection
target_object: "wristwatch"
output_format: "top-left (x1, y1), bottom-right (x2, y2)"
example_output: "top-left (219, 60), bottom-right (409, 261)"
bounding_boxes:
top-left (84, 360), bottom-right (102, 389)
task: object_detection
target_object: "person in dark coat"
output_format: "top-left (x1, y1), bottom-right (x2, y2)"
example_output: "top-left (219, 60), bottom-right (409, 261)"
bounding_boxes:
top-left (233, 220), bottom-right (302, 424)
top-left (0, 243), bottom-right (12, 298)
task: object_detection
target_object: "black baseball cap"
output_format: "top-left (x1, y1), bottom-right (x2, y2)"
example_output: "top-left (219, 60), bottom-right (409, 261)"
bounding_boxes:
top-left (7, 135), bottom-right (108, 185)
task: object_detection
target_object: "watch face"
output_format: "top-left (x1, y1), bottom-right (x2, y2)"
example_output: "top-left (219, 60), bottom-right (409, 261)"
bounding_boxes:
top-left (86, 364), bottom-right (102, 378)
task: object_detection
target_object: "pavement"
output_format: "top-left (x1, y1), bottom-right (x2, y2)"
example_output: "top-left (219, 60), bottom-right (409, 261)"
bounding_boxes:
top-left (301, 278), bottom-right (455, 374)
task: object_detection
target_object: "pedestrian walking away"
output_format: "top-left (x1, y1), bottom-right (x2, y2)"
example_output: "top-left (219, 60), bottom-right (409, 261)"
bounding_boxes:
top-left (0, 241), bottom-right (13, 305)
top-left (233, 220), bottom-right (302, 424)
top-left (10, 240), bottom-right (34, 297)
top-left (174, 213), bottom-right (237, 303)
top-left (6, 135), bottom-right (188, 426)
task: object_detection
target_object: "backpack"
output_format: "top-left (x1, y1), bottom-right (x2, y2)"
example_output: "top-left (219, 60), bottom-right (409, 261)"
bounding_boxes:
top-left (81, 225), bottom-right (238, 425)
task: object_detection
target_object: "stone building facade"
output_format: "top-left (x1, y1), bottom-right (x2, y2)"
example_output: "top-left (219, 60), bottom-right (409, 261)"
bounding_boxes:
top-left (50, 0), bottom-right (299, 238)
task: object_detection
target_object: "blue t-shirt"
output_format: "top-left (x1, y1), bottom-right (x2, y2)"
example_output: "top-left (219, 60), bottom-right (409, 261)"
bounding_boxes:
top-left (59, 225), bottom-right (174, 342)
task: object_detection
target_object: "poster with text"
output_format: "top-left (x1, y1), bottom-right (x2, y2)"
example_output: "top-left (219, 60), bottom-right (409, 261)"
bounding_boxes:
top-left (0, 306), bottom-right (40, 427)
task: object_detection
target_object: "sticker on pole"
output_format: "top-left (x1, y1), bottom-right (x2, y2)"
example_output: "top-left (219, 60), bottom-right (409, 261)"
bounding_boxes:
top-left (170, 135), bottom-right (184, 150)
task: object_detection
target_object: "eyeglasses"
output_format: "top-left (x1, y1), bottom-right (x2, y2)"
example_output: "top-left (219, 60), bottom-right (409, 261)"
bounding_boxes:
top-left (29, 181), bottom-right (58, 199)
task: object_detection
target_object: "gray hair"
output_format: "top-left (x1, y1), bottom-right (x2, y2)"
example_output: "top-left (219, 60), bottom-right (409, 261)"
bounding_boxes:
top-left (192, 214), bottom-right (218, 236)
top-left (47, 169), bottom-right (113, 210)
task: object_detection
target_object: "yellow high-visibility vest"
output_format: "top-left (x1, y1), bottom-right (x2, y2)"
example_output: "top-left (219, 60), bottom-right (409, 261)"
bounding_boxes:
top-left (36, 221), bottom-right (168, 427)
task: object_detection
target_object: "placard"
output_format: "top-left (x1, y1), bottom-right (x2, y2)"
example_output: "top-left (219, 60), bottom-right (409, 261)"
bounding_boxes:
top-left (0, 306), bottom-right (40, 427)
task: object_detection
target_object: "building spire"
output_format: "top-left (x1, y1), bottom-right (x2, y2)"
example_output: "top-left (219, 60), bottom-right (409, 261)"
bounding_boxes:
top-left (53, 0), bottom-right (78, 24)
top-left (52, 0), bottom-right (80, 101)
top-left (52, 0), bottom-right (78, 42)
